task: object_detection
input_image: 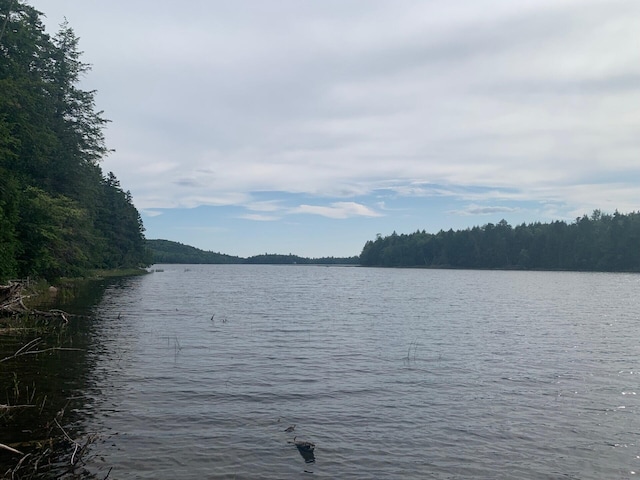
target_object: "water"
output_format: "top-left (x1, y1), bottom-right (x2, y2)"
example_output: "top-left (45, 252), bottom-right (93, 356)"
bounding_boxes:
top-left (3, 266), bottom-right (640, 478)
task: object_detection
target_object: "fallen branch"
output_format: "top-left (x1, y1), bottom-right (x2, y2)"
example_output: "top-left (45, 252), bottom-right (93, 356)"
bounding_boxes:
top-left (54, 418), bottom-right (80, 465)
top-left (10, 452), bottom-right (32, 478)
top-left (0, 442), bottom-right (23, 455)
top-left (0, 283), bottom-right (22, 306)
top-left (0, 337), bottom-right (83, 363)
top-left (0, 281), bottom-right (80, 323)
top-left (1, 346), bottom-right (84, 364)
top-left (0, 404), bottom-right (36, 410)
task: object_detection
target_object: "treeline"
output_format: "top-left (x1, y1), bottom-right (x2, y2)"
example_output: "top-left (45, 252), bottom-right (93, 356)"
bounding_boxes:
top-left (147, 239), bottom-right (359, 265)
top-left (360, 210), bottom-right (640, 271)
top-left (0, 1), bottom-right (149, 281)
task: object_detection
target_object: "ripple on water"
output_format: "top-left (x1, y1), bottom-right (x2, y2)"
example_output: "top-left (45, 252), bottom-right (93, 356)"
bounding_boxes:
top-left (63, 267), bottom-right (640, 479)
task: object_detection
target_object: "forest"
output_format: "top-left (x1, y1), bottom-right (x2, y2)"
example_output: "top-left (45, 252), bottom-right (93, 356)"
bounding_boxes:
top-left (148, 239), bottom-right (242, 264)
top-left (360, 210), bottom-right (640, 271)
top-left (0, 1), bottom-right (149, 282)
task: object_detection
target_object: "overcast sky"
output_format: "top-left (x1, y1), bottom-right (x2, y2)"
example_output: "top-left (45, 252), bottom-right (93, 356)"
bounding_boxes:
top-left (39, 0), bottom-right (640, 258)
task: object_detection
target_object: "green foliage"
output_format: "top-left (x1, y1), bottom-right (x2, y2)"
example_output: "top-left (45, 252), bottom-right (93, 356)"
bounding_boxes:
top-left (0, 168), bottom-right (19, 279)
top-left (0, 1), bottom-right (148, 281)
top-left (360, 211), bottom-right (640, 272)
top-left (17, 186), bottom-right (93, 278)
top-left (94, 173), bottom-right (149, 268)
top-left (147, 239), bottom-right (243, 264)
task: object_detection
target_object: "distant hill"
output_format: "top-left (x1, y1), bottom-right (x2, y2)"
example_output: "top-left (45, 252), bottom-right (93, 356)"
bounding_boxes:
top-left (146, 239), bottom-right (360, 265)
top-left (243, 253), bottom-right (360, 265)
top-left (146, 239), bottom-right (242, 264)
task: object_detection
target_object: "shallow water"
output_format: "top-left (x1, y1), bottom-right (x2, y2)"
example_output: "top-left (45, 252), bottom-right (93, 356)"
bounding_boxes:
top-left (5, 266), bottom-right (640, 478)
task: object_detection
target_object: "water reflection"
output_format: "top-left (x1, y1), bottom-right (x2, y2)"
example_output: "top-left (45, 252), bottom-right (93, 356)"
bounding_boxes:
top-left (6, 266), bottom-right (640, 479)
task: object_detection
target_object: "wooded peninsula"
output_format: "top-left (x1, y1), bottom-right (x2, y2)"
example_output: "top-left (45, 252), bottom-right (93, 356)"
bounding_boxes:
top-left (360, 211), bottom-right (640, 271)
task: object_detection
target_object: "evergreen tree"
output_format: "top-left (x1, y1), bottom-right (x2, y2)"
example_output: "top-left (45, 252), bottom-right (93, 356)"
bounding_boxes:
top-left (0, 1), bottom-right (149, 281)
top-left (360, 211), bottom-right (640, 272)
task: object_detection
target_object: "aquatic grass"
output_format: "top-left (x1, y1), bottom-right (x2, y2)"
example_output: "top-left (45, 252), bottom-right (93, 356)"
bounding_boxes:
top-left (163, 335), bottom-right (183, 355)
top-left (404, 338), bottom-right (419, 363)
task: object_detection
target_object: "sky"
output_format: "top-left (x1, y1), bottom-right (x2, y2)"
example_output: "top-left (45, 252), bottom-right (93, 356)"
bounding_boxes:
top-left (38, 0), bottom-right (640, 258)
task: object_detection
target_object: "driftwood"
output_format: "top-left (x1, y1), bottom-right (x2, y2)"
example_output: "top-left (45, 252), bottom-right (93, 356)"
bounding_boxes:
top-left (1, 429), bottom-right (99, 479)
top-left (0, 442), bottom-right (24, 456)
top-left (0, 282), bottom-right (25, 313)
top-left (0, 337), bottom-right (83, 364)
top-left (0, 281), bottom-right (76, 324)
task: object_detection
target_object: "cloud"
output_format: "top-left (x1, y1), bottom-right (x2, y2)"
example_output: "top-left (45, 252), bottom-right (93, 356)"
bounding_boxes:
top-left (172, 178), bottom-right (202, 188)
top-left (40, 0), bottom-right (640, 256)
top-left (451, 205), bottom-right (518, 216)
top-left (291, 202), bottom-right (383, 219)
top-left (239, 213), bottom-right (281, 222)
top-left (244, 200), bottom-right (285, 213)
top-left (141, 209), bottom-right (164, 218)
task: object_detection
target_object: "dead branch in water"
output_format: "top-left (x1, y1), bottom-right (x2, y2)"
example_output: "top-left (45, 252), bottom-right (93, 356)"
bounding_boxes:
top-left (2, 411), bottom-right (100, 479)
top-left (1, 282), bottom-right (98, 479)
top-left (0, 442), bottom-right (24, 455)
top-left (0, 404), bottom-right (35, 411)
top-left (0, 336), bottom-right (83, 363)
top-left (0, 281), bottom-right (81, 324)
top-left (0, 282), bottom-right (26, 313)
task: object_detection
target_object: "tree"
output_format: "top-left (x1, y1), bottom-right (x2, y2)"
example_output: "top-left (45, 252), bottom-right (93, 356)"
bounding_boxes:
top-left (17, 187), bottom-right (93, 278)
top-left (46, 21), bottom-right (110, 199)
top-left (359, 211), bottom-right (640, 272)
top-left (0, 2), bottom-right (149, 280)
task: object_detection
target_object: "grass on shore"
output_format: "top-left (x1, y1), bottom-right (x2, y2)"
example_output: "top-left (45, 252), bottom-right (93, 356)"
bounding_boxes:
top-left (84, 267), bottom-right (150, 279)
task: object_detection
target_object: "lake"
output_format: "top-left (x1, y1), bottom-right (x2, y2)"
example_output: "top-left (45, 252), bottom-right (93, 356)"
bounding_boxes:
top-left (3, 265), bottom-right (640, 478)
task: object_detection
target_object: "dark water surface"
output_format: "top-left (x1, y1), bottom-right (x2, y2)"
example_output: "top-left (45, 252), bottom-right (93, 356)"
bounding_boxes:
top-left (5, 266), bottom-right (640, 478)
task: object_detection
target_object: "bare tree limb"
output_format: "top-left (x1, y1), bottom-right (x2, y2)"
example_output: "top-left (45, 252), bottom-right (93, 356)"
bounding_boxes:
top-left (0, 442), bottom-right (23, 455)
